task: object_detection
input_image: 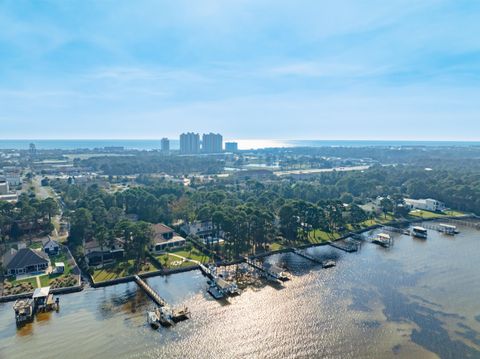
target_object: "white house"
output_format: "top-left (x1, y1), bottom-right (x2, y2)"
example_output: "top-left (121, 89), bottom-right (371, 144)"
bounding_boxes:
top-left (404, 198), bottom-right (446, 212)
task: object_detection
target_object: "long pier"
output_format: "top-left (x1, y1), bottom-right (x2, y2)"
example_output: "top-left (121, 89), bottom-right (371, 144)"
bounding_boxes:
top-left (327, 241), bottom-right (358, 253)
top-left (443, 218), bottom-right (480, 230)
top-left (422, 223), bottom-right (459, 234)
top-left (292, 249), bottom-right (322, 264)
top-left (134, 275), bottom-right (167, 307)
top-left (381, 226), bottom-right (410, 235)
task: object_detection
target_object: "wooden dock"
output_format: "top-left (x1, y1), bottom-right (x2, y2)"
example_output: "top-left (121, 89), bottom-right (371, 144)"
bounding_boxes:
top-left (442, 218), bottom-right (480, 230)
top-left (292, 249), bottom-right (322, 264)
top-left (381, 226), bottom-right (410, 235)
top-left (328, 241), bottom-right (358, 253)
top-left (422, 223), bottom-right (459, 234)
top-left (134, 275), bottom-right (167, 307)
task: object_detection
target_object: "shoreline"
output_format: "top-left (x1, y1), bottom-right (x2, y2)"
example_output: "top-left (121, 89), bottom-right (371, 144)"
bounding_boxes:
top-left (1, 214), bottom-right (475, 303)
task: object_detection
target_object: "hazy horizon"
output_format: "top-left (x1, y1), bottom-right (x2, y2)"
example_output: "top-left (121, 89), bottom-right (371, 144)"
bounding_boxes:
top-left (1, 1), bottom-right (480, 140)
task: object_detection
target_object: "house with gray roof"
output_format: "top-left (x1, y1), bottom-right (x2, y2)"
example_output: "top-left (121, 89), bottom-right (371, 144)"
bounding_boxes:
top-left (2, 248), bottom-right (51, 276)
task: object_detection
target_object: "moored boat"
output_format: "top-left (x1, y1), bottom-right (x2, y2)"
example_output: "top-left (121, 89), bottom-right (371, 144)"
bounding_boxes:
top-left (322, 260), bottom-right (336, 268)
top-left (156, 306), bottom-right (175, 327)
top-left (372, 233), bottom-right (392, 247)
top-left (147, 310), bottom-right (160, 329)
top-left (13, 298), bottom-right (34, 325)
top-left (412, 226), bottom-right (428, 239)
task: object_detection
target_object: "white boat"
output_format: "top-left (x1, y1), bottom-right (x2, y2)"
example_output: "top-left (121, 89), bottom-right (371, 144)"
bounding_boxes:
top-left (439, 223), bottom-right (458, 235)
top-left (412, 226), bottom-right (428, 239)
top-left (322, 260), bottom-right (336, 268)
top-left (372, 233), bottom-right (391, 247)
top-left (147, 311), bottom-right (160, 329)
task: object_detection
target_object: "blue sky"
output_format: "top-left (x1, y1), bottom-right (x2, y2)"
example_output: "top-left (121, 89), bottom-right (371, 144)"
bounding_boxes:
top-left (0, 0), bottom-right (479, 140)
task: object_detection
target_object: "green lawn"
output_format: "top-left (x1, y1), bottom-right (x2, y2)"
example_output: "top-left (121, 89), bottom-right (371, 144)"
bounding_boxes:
top-left (39, 274), bottom-right (50, 287)
top-left (8, 276), bottom-right (37, 287)
top-left (444, 210), bottom-right (467, 217)
top-left (92, 258), bottom-right (160, 283)
top-left (155, 247), bottom-right (212, 269)
top-left (360, 219), bottom-right (378, 227)
top-left (307, 229), bottom-right (341, 243)
top-left (268, 242), bottom-right (285, 251)
top-left (28, 242), bottom-right (43, 249)
top-left (409, 210), bottom-right (445, 219)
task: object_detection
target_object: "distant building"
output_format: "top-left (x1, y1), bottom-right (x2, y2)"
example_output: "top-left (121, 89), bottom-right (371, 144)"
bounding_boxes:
top-left (103, 146), bottom-right (125, 152)
top-left (0, 178), bottom-right (8, 195)
top-left (161, 138), bottom-right (170, 152)
top-left (2, 166), bottom-right (21, 186)
top-left (225, 142), bottom-right (238, 152)
top-left (202, 133), bottom-right (223, 153)
top-left (29, 143), bottom-right (37, 157)
top-left (404, 198), bottom-right (446, 212)
top-left (180, 132), bottom-right (200, 154)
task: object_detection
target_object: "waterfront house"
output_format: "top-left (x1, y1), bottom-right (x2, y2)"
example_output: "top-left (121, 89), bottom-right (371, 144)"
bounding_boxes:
top-left (43, 237), bottom-right (60, 255)
top-left (84, 238), bottom-right (125, 267)
top-left (404, 198), bottom-right (446, 212)
top-left (150, 223), bottom-right (186, 253)
top-left (181, 220), bottom-right (225, 238)
top-left (180, 221), bottom-right (225, 245)
top-left (3, 248), bottom-right (50, 276)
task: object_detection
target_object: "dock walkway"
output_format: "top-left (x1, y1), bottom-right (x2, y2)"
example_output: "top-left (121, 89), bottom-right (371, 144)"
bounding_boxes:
top-left (443, 218), bottom-right (480, 230)
top-left (381, 226), bottom-right (410, 235)
top-left (327, 241), bottom-right (358, 253)
top-left (134, 275), bottom-right (167, 307)
top-left (292, 249), bottom-right (322, 264)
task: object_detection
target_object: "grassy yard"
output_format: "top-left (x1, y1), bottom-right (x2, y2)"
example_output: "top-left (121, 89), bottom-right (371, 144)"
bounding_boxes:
top-left (268, 242), bottom-right (285, 251)
top-left (444, 210), bottom-right (467, 217)
top-left (409, 210), bottom-right (445, 219)
top-left (307, 229), bottom-right (341, 243)
top-left (155, 247), bottom-right (212, 269)
top-left (92, 258), bottom-right (160, 283)
top-left (28, 241), bottom-right (43, 249)
top-left (8, 276), bottom-right (37, 287)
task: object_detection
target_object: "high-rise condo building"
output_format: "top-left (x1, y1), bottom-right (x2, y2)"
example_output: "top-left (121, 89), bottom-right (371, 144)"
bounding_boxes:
top-left (160, 138), bottom-right (170, 152)
top-left (202, 133), bottom-right (223, 153)
top-left (225, 142), bottom-right (238, 152)
top-left (179, 132), bottom-right (200, 154)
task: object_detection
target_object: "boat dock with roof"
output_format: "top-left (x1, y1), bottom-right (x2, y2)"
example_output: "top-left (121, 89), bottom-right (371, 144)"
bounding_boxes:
top-left (134, 275), bottom-right (190, 328)
top-left (12, 286), bottom-right (59, 326)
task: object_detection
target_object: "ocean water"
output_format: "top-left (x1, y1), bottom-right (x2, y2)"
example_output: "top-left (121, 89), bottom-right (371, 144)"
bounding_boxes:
top-left (0, 223), bottom-right (479, 359)
top-left (0, 139), bottom-right (479, 151)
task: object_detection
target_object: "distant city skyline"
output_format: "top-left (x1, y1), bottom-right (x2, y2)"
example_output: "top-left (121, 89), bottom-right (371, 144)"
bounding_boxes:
top-left (1, 1), bottom-right (480, 140)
